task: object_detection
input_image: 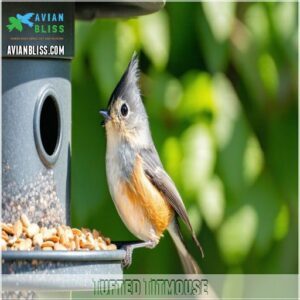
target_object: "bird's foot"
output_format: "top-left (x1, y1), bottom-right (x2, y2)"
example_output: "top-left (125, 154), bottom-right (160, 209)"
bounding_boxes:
top-left (122, 247), bottom-right (133, 269)
top-left (121, 240), bottom-right (156, 269)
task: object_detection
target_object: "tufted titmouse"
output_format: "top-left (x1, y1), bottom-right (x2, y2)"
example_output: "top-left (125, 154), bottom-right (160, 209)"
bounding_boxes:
top-left (100, 54), bottom-right (204, 274)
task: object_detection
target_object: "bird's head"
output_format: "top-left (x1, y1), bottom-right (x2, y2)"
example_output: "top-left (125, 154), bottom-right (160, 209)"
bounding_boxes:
top-left (100, 54), bottom-right (150, 145)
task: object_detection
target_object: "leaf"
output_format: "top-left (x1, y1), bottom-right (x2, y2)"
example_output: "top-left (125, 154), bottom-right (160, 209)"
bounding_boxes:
top-left (244, 3), bottom-right (269, 49)
top-left (116, 21), bottom-right (140, 75)
top-left (243, 135), bottom-right (264, 185)
top-left (138, 10), bottom-right (169, 70)
top-left (217, 205), bottom-right (258, 265)
top-left (197, 5), bottom-right (229, 73)
top-left (88, 20), bottom-right (118, 100)
top-left (273, 2), bottom-right (297, 41)
top-left (244, 173), bottom-right (281, 255)
top-left (181, 124), bottom-right (215, 195)
top-left (162, 137), bottom-right (182, 184)
top-left (179, 72), bottom-right (216, 122)
top-left (202, 2), bottom-right (236, 42)
top-left (258, 53), bottom-right (279, 99)
top-left (273, 204), bottom-right (289, 241)
top-left (212, 73), bottom-right (241, 149)
top-left (198, 176), bottom-right (225, 230)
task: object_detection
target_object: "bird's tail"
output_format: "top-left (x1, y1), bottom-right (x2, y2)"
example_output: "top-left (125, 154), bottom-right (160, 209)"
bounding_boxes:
top-left (168, 219), bottom-right (201, 274)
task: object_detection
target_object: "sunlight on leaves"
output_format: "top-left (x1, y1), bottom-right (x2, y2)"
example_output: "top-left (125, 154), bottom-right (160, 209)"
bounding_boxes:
top-left (203, 2), bottom-right (236, 42)
top-left (71, 2), bottom-right (297, 274)
top-left (244, 4), bottom-right (269, 49)
top-left (138, 10), bottom-right (169, 70)
top-left (188, 204), bottom-right (202, 235)
top-left (197, 6), bottom-right (229, 73)
top-left (181, 124), bottom-right (215, 194)
top-left (258, 53), bottom-right (279, 99)
top-left (274, 2), bottom-right (297, 41)
top-left (72, 21), bottom-right (93, 82)
top-left (164, 78), bottom-right (182, 111)
top-left (217, 205), bottom-right (258, 265)
top-left (198, 176), bottom-right (225, 231)
top-left (74, 21), bottom-right (93, 57)
top-left (243, 135), bottom-right (264, 185)
top-left (162, 137), bottom-right (182, 184)
top-left (116, 21), bottom-right (139, 75)
top-left (213, 74), bottom-right (240, 149)
top-left (89, 21), bottom-right (118, 100)
top-left (179, 73), bottom-right (216, 120)
top-left (273, 204), bottom-right (289, 241)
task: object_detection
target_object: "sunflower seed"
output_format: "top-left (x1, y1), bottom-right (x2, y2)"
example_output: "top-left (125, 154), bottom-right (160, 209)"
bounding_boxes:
top-left (54, 243), bottom-right (67, 250)
top-left (41, 241), bottom-right (54, 248)
top-left (26, 224), bottom-right (39, 238)
top-left (20, 214), bottom-right (30, 227)
top-left (33, 233), bottom-right (43, 246)
top-left (2, 223), bottom-right (14, 235)
top-left (13, 220), bottom-right (23, 238)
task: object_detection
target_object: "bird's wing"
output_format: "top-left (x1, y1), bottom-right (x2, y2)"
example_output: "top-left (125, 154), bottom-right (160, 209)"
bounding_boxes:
top-left (23, 13), bottom-right (34, 20)
top-left (139, 146), bottom-right (204, 258)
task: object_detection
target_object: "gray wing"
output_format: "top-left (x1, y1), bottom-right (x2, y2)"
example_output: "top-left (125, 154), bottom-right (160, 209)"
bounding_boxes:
top-left (140, 146), bottom-right (204, 258)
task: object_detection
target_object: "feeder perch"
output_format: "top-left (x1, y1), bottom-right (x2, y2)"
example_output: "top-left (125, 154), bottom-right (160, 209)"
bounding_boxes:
top-left (2, 1), bottom-right (164, 298)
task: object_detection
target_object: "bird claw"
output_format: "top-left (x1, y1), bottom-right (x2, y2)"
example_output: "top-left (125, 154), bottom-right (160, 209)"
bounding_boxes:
top-left (121, 245), bottom-right (133, 269)
top-left (120, 240), bottom-right (156, 269)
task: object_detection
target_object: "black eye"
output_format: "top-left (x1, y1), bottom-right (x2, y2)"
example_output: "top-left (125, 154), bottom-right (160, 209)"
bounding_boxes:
top-left (121, 103), bottom-right (128, 117)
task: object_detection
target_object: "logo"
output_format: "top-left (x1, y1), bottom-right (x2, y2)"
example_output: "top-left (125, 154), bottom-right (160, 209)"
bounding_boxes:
top-left (6, 13), bottom-right (64, 33)
top-left (6, 13), bottom-right (34, 32)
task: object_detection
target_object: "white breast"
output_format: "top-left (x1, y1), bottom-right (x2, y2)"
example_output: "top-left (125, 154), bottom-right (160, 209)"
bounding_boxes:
top-left (105, 127), bottom-right (122, 201)
top-left (105, 127), bottom-right (158, 243)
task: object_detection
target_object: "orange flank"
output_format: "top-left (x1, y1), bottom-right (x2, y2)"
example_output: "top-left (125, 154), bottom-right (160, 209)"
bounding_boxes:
top-left (123, 155), bottom-right (174, 237)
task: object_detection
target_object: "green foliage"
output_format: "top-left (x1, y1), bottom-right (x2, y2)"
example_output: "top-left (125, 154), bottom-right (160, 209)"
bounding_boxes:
top-left (71, 2), bottom-right (298, 274)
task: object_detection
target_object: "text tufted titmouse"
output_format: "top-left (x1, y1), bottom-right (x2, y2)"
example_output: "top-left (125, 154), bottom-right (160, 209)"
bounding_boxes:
top-left (99, 54), bottom-right (204, 274)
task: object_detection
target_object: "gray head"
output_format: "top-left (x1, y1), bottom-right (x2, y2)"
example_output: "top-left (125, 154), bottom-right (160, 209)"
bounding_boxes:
top-left (100, 54), bottom-right (151, 145)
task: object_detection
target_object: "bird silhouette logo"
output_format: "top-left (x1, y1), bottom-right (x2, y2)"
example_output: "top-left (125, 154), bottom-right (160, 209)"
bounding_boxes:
top-left (6, 13), bottom-right (34, 32)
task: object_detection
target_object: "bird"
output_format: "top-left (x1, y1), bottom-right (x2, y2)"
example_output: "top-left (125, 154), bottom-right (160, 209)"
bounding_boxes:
top-left (99, 54), bottom-right (204, 274)
top-left (16, 13), bottom-right (34, 28)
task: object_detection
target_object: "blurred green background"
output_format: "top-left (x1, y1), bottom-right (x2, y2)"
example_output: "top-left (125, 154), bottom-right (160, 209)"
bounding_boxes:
top-left (71, 2), bottom-right (298, 274)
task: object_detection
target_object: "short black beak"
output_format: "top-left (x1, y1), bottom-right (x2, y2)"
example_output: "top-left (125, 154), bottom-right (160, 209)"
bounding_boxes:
top-left (99, 109), bottom-right (111, 126)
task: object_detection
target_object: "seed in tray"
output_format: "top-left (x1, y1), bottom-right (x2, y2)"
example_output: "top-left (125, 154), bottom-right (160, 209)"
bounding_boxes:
top-left (26, 223), bottom-right (39, 237)
top-left (13, 220), bottom-right (23, 238)
top-left (33, 233), bottom-right (43, 246)
top-left (2, 223), bottom-right (14, 235)
top-left (2, 231), bottom-right (8, 241)
top-left (49, 235), bottom-right (59, 243)
top-left (1, 238), bottom-right (7, 250)
top-left (1, 214), bottom-right (117, 252)
top-left (42, 247), bottom-right (53, 251)
top-left (54, 243), bottom-right (67, 250)
top-left (41, 241), bottom-right (54, 248)
top-left (93, 229), bottom-right (99, 239)
top-left (20, 214), bottom-right (30, 227)
top-left (72, 228), bottom-right (81, 235)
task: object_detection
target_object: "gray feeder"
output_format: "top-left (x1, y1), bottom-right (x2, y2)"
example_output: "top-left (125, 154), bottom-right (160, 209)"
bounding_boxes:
top-left (2, 1), bottom-right (164, 298)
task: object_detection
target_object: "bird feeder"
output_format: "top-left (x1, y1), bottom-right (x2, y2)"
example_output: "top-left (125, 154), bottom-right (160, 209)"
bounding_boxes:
top-left (2, 1), bottom-right (164, 298)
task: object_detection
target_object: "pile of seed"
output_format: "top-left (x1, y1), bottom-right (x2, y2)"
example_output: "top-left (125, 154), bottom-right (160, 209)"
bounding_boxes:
top-left (1, 214), bottom-right (116, 251)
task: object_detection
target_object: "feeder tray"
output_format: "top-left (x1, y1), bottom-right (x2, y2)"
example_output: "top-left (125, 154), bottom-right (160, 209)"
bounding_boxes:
top-left (2, 250), bottom-right (126, 290)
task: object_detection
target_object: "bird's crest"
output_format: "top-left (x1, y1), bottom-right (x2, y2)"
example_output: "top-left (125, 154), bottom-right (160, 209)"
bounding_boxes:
top-left (108, 53), bottom-right (140, 110)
